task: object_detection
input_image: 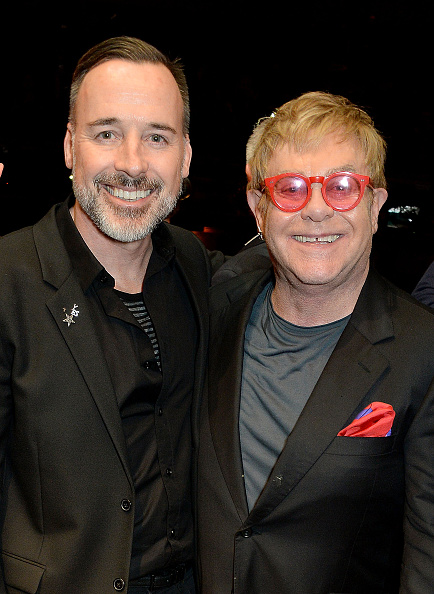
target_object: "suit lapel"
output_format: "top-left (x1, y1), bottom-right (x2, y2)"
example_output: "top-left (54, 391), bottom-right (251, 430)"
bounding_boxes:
top-left (247, 271), bottom-right (394, 524)
top-left (34, 206), bottom-right (133, 486)
top-left (208, 270), bottom-right (273, 521)
top-left (248, 321), bottom-right (390, 524)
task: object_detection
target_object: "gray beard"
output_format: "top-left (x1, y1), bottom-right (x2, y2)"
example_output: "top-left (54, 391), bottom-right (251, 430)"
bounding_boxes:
top-left (72, 173), bottom-right (183, 242)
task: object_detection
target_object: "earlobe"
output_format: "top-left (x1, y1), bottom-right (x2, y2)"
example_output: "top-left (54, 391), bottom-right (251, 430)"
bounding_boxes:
top-left (64, 124), bottom-right (74, 170)
top-left (375, 188), bottom-right (388, 210)
top-left (246, 163), bottom-right (252, 182)
top-left (247, 188), bottom-right (262, 213)
top-left (247, 188), bottom-right (264, 234)
top-left (182, 136), bottom-right (192, 178)
top-left (371, 188), bottom-right (388, 233)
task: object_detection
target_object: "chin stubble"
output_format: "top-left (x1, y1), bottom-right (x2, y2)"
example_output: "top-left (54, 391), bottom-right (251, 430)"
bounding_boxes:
top-left (72, 172), bottom-right (183, 242)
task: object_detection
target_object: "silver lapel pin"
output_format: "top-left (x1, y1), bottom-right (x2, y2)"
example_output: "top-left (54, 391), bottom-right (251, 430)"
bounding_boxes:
top-left (63, 304), bottom-right (79, 327)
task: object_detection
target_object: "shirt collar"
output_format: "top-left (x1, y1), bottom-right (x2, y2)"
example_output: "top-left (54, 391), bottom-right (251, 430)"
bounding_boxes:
top-left (56, 197), bottom-right (176, 292)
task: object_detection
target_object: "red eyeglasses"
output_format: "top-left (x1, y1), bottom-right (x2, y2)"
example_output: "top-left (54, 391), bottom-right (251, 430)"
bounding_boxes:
top-left (264, 171), bottom-right (373, 212)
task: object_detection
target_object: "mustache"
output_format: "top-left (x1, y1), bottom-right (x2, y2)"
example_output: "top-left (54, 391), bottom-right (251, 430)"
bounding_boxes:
top-left (94, 173), bottom-right (164, 192)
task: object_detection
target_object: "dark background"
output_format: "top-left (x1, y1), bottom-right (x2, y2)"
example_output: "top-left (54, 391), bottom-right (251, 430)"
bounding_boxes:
top-left (1, 1), bottom-right (432, 292)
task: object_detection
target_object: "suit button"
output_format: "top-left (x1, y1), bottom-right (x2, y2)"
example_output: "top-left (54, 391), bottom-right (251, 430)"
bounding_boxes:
top-left (166, 468), bottom-right (173, 476)
top-left (121, 499), bottom-right (132, 512)
top-left (241, 528), bottom-right (252, 538)
top-left (113, 578), bottom-right (125, 591)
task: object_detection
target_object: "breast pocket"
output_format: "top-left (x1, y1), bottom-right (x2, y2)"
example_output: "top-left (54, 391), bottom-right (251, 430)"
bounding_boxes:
top-left (326, 434), bottom-right (397, 456)
top-left (320, 434), bottom-right (403, 506)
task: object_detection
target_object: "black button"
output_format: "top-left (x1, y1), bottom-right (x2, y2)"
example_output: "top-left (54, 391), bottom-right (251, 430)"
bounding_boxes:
top-left (100, 274), bottom-right (108, 284)
top-left (113, 578), bottom-right (125, 591)
top-left (158, 408), bottom-right (163, 416)
top-left (166, 468), bottom-right (173, 476)
top-left (241, 528), bottom-right (252, 538)
top-left (120, 499), bottom-right (131, 512)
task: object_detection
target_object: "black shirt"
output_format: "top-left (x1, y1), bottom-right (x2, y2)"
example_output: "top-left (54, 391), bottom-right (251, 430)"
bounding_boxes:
top-left (56, 201), bottom-right (198, 580)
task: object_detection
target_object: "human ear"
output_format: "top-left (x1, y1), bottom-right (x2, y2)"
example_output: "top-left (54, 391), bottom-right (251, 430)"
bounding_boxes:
top-left (64, 123), bottom-right (74, 170)
top-left (247, 188), bottom-right (265, 235)
top-left (370, 188), bottom-right (388, 233)
top-left (182, 136), bottom-right (192, 178)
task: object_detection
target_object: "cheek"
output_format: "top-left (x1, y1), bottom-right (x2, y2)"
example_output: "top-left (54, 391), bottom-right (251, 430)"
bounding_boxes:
top-left (345, 202), bottom-right (375, 235)
top-left (264, 208), bottom-right (297, 238)
top-left (73, 147), bottom-right (105, 183)
top-left (369, 204), bottom-right (381, 233)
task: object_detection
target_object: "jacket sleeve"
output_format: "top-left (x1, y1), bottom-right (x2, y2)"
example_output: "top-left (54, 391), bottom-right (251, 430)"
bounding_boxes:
top-left (400, 377), bottom-right (434, 592)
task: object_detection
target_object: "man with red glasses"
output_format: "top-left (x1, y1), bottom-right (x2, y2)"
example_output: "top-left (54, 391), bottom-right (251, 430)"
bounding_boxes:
top-left (197, 91), bottom-right (434, 592)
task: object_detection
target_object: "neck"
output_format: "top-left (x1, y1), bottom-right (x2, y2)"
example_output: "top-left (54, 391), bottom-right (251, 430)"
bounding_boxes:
top-left (70, 204), bottom-right (153, 294)
top-left (271, 270), bottom-right (368, 327)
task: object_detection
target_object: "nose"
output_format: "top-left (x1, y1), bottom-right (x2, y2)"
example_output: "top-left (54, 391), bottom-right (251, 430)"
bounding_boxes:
top-left (114, 134), bottom-right (149, 178)
top-left (300, 183), bottom-right (334, 221)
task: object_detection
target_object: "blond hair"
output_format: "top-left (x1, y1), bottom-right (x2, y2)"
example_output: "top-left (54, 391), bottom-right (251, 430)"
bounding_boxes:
top-left (247, 92), bottom-right (386, 204)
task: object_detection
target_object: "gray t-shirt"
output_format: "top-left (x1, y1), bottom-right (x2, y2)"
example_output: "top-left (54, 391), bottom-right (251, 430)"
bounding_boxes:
top-left (240, 283), bottom-right (350, 510)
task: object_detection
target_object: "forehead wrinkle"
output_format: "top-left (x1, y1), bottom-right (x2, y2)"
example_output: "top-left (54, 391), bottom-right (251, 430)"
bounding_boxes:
top-left (323, 164), bottom-right (358, 176)
top-left (86, 117), bottom-right (178, 136)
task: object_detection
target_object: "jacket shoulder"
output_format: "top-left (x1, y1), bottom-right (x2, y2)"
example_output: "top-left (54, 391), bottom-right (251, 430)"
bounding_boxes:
top-left (161, 222), bottom-right (216, 289)
top-left (385, 274), bottom-right (434, 326)
top-left (162, 223), bottom-right (207, 260)
top-left (0, 226), bottom-right (39, 273)
top-left (212, 239), bottom-right (270, 285)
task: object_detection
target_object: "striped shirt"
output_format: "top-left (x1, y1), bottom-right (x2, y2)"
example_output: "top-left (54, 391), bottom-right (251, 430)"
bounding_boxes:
top-left (117, 293), bottom-right (161, 371)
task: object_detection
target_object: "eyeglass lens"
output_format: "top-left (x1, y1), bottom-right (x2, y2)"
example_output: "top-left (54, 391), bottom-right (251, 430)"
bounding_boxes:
top-left (273, 174), bottom-right (362, 211)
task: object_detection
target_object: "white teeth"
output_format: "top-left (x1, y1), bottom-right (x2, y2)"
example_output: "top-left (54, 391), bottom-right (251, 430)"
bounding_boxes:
top-left (293, 235), bottom-right (340, 243)
top-left (103, 186), bottom-right (153, 201)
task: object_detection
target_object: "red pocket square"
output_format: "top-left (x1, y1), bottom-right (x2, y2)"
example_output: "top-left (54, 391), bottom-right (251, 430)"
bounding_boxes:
top-left (338, 402), bottom-right (395, 437)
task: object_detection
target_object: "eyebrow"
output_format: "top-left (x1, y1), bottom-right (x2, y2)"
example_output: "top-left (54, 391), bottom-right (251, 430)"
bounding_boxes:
top-left (87, 117), bottom-right (178, 135)
top-left (275, 164), bottom-right (358, 177)
top-left (324, 164), bottom-right (357, 176)
top-left (87, 117), bottom-right (120, 127)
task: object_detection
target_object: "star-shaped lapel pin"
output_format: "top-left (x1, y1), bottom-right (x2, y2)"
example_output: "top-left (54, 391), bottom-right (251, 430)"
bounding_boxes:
top-left (63, 304), bottom-right (79, 327)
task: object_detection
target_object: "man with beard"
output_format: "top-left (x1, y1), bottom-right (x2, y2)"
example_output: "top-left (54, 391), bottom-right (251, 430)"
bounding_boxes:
top-left (0, 37), bottom-right (222, 593)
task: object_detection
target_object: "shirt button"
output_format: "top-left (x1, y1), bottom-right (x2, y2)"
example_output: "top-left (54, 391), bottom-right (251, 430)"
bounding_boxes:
top-left (166, 468), bottom-right (173, 476)
top-left (120, 499), bottom-right (132, 512)
top-left (241, 528), bottom-right (252, 538)
top-left (113, 578), bottom-right (125, 591)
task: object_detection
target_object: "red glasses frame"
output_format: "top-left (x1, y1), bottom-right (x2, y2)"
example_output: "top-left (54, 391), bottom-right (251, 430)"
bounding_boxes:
top-left (264, 171), bottom-right (373, 212)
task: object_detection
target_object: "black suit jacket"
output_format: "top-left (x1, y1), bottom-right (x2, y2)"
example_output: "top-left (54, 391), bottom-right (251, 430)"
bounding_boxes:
top-left (0, 202), bottom-right (218, 593)
top-left (198, 265), bottom-right (434, 593)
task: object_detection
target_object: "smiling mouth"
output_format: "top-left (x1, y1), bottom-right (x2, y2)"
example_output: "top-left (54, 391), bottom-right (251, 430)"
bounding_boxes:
top-left (100, 185), bottom-right (154, 202)
top-left (293, 234), bottom-right (341, 244)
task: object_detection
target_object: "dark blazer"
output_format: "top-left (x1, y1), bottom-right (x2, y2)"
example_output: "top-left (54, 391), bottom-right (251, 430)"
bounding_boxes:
top-left (197, 265), bottom-right (434, 593)
top-left (0, 202), bottom-right (217, 594)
